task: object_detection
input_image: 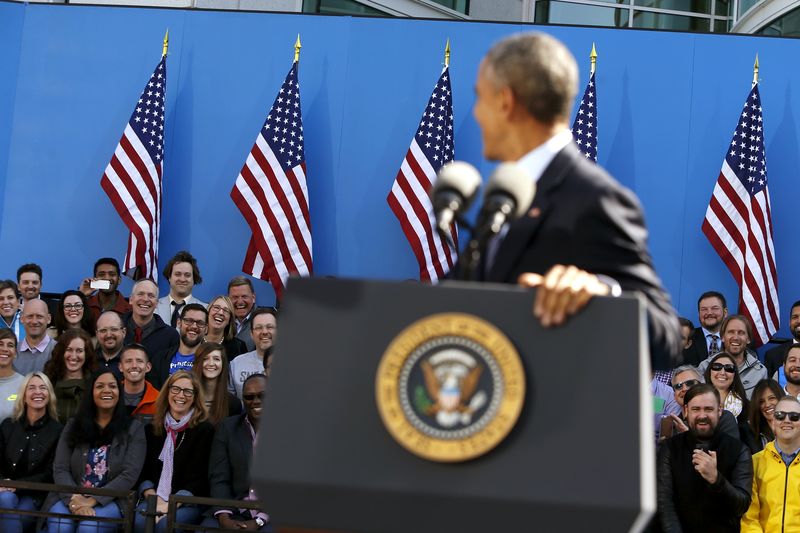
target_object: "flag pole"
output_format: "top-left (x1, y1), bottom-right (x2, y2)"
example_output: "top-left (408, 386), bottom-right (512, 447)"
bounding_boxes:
top-left (162, 29), bottom-right (169, 57)
top-left (294, 34), bottom-right (301, 63)
top-left (590, 42), bottom-right (597, 75)
top-left (444, 38), bottom-right (450, 68)
top-left (752, 54), bottom-right (759, 87)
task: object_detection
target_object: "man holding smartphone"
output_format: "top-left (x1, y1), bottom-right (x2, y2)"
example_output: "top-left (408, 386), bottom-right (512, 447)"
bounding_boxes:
top-left (657, 383), bottom-right (752, 532)
top-left (80, 257), bottom-right (131, 320)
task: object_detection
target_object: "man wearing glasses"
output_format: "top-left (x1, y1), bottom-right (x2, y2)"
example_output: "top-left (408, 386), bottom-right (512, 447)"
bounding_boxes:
top-left (147, 304), bottom-right (208, 389)
top-left (229, 308), bottom-right (276, 399)
top-left (742, 396), bottom-right (800, 532)
top-left (657, 383), bottom-right (752, 531)
top-left (95, 311), bottom-right (127, 378)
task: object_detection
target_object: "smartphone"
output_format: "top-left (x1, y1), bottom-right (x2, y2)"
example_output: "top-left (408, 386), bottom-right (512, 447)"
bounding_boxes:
top-left (90, 279), bottom-right (111, 290)
top-left (694, 442), bottom-right (711, 453)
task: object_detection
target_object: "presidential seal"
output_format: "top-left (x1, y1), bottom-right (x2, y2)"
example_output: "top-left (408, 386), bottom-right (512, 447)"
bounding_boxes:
top-left (376, 313), bottom-right (525, 462)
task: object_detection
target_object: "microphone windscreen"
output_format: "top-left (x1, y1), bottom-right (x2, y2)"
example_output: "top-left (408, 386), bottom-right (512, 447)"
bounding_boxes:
top-left (484, 163), bottom-right (535, 219)
top-left (431, 161), bottom-right (482, 206)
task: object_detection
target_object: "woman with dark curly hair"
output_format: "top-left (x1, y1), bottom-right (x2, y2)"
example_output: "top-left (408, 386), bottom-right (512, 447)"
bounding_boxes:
top-left (43, 329), bottom-right (96, 422)
top-left (47, 290), bottom-right (96, 341)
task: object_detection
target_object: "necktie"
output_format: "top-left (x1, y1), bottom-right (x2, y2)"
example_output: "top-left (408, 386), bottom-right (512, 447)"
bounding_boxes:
top-left (709, 334), bottom-right (720, 355)
top-left (170, 300), bottom-right (185, 328)
top-left (134, 326), bottom-right (143, 343)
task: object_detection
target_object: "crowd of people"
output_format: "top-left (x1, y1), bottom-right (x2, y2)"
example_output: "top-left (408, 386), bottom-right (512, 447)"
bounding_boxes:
top-left (0, 253), bottom-right (274, 532)
top-left (651, 291), bottom-right (800, 532)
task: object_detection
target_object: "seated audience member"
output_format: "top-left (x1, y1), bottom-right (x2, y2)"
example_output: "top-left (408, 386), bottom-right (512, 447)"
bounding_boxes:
top-left (135, 371), bottom-right (214, 532)
top-left (230, 308), bottom-right (276, 398)
top-left (203, 374), bottom-right (271, 531)
top-left (205, 296), bottom-right (247, 361)
top-left (764, 299), bottom-right (800, 383)
top-left (652, 374), bottom-right (681, 442)
top-left (47, 290), bottom-right (96, 341)
top-left (43, 329), bottom-right (96, 422)
top-left (80, 258), bottom-right (131, 321)
top-left (45, 368), bottom-right (145, 533)
top-left (0, 372), bottom-right (62, 533)
top-left (782, 345), bottom-right (800, 399)
top-left (654, 317), bottom-right (696, 386)
top-left (154, 251), bottom-right (207, 328)
top-left (228, 277), bottom-right (258, 351)
top-left (148, 304), bottom-right (208, 390)
top-left (122, 280), bottom-right (178, 364)
top-left (657, 384), bottom-right (753, 531)
top-left (94, 311), bottom-right (126, 379)
top-left (16, 263), bottom-right (42, 309)
top-left (741, 396), bottom-right (800, 532)
top-left (0, 280), bottom-right (24, 341)
top-left (193, 342), bottom-right (241, 426)
top-left (683, 291), bottom-right (728, 367)
top-left (119, 344), bottom-right (158, 423)
top-left (704, 351), bottom-right (750, 424)
top-left (742, 379), bottom-right (784, 455)
top-left (698, 315), bottom-right (767, 399)
top-left (664, 365), bottom-right (740, 442)
top-left (0, 330), bottom-right (24, 422)
top-left (15, 299), bottom-right (55, 376)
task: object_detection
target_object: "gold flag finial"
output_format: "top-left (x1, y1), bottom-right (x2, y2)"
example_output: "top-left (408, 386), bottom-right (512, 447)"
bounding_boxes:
top-left (444, 38), bottom-right (451, 68)
top-left (753, 54), bottom-right (759, 86)
top-left (162, 29), bottom-right (169, 57)
top-left (590, 42), bottom-right (597, 75)
top-left (294, 34), bottom-right (301, 63)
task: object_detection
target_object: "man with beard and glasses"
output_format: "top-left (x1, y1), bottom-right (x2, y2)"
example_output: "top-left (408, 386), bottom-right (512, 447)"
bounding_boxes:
top-left (742, 396), bottom-right (800, 532)
top-left (657, 383), bottom-right (752, 532)
top-left (95, 311), bottom-right (126, 379)
top-left (781, 345), bottom-right (800, 400)
top-left (697, 315), bottom-right (767, 399)
top-left (764, 300), bottom-right (800, 385)
top-left (147, 304), bottom-right (208, 389)
top-left (683, 291), bottom-right (729, 367)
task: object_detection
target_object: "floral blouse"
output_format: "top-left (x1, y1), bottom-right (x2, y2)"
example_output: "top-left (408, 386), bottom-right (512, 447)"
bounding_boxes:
top-left (81, 445), bottom-right (109, 488)
top-left (723, 392), bottom-right (743, 418)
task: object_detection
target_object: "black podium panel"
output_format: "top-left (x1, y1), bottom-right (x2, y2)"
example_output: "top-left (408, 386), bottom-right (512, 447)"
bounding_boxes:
top-left (252, 277), bottom-right (653, 533)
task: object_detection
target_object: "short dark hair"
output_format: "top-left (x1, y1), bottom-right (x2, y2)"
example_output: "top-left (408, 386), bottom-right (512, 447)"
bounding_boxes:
top-left (785, 344), bottom-right (800, 365)
top-left (678, 317), bottom-right (694, 330)
top-left (0, 329), bottom-right (17, 348)
top-left (683, 383), bottom-right (720, 407)
top-left (243, 372), bottom-right (267, 390)
top-left (94, 258), bottom-right (120, 276)
top-left (120, 343), bottom-right (149, 362)
top-left (16, 263), bottom-right (42, 283)
top-left (163, 251), bottom-right (203, 285)
top-left (0, 280), bottom-right (19, 296)
top-left (697, 291), bottom-right (727, 310)
top-left (790, 300), bottom-right (800, 317)
top-left (249, 307), bottom-right (278, 331)
top-left (228, 275), bottom-right (254, 293)
top-left (180, 303), bottom-right (208, 320)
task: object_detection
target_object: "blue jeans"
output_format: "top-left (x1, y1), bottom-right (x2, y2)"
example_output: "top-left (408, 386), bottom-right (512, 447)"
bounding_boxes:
top-left (47, 499), bottom-right (121, 533)
top-left (0, 491), bottom-right (38, 533)
top-left (134, 490), bottom-right (203, 533)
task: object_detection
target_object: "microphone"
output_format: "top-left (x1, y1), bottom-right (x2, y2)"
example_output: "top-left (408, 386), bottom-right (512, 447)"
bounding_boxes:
top-left (474, 162), bottom-right (536, 242)
top-left (429, 161), bottom-right (482, 246)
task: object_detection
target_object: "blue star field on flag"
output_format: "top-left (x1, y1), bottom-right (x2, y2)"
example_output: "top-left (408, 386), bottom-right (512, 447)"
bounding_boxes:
top-left (727, 85), bottom-right (767, 195)
top-left (572, 72), bottom-right (597, 162)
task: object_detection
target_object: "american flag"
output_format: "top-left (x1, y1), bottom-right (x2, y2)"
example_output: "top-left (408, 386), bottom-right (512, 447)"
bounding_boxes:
top-left (387, 67), bottom-right (456, 282)
top-left (100, 55), bottom-right (167, 280)
top-left (231, 61), bottom-right (312, 298)
top-left (572, 72), bottom-right (597, 162)
top-left (702, 82), bottom-right (779, 346)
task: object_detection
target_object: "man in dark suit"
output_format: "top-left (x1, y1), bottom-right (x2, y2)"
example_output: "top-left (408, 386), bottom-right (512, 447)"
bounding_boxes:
top-left (471, 32), bottom-right (680, 369)
top-left (681, 291), bottom-right (728, 366)
top-left (204, 374), bottom-right (271, 531)
top-left (764, 299), bottom-right (800, 381)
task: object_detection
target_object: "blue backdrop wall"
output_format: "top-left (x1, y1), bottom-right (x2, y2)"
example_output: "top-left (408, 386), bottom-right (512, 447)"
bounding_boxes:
top-left (1, 1), bottom-right (800, 339)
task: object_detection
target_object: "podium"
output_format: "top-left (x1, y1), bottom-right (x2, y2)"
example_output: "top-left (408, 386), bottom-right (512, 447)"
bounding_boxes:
top-left (251, 278), bottom-right (654, 533)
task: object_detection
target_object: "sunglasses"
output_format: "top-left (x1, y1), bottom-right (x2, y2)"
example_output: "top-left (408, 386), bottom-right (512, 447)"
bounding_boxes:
top-left (243, 393), bottom-right (263, 401)
top-left (710, 362), bottom-right (736, 373)
top-left (774, 411), bottom-right (800, 422)
top-left (673, 379), bottom-right (700, 391)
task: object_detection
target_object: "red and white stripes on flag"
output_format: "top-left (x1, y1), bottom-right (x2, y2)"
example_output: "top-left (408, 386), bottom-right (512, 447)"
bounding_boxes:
top-left (387, 66), bottom-right (456, 282)
top-left (100, 55), bottom-right (167, 281)
top-left (231, 61), bottom-right (312, 297)
top-left (702, 83), bottom-right (779, 345)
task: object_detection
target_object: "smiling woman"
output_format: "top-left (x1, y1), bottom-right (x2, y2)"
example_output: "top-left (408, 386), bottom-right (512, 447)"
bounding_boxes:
top-left (0, 329), bottom-right (23, 422)
top-left (48, 290), bottom-right (96, 340)
top-left (42, 329), bottom-right (97, 422)
top-left (704, 351), bottom-right (750, 425)
top-left (193, 342), bottom-right (242, 426)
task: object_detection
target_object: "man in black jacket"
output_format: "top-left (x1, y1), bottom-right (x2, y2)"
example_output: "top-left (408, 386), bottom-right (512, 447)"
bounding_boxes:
top-left (657, 383), bottom-right (752, 532)
top-left (763, 299), bottom-right (800, 380)
top-left (683, 291), bottom-right (728, 367)
top-left (122, 279), bottom-right (178, 366)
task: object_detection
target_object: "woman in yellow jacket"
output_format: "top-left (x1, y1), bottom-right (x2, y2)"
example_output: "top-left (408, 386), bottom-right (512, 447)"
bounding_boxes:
top-left (741, 396), bottom-right (800, 533)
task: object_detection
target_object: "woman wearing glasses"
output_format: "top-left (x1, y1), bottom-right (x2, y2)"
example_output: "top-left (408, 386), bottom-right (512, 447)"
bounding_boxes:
top-left (135, 371), bottom-right (214, 532)
top-left (43, 329), bottom-right (97, 423)
top-left (47, 290), bottom-right (96, 341)
top-left (204, 296), bottom-right (247, 361)
top-left (742, 379), bottom-right (785, 454)
top-left (45, 368), bottom-right (145, 533)
top-left (193, 342), bottom-right (242, 426)
top-left (703, 351), bottom-right (750, 424)
top-left (0, 372), bottom-right (62, 533)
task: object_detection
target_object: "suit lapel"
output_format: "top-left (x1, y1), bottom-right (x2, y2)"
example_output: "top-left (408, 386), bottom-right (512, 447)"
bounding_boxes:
top-left (488, 145), bottom-right (576, 282)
